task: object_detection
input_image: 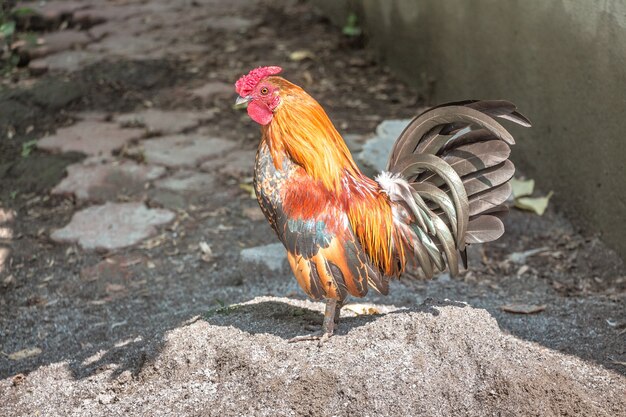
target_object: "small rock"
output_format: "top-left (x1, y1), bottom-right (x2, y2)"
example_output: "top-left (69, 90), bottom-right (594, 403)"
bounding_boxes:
top-left (51, 161), bottom-right (166, 202)
top-left (240, 243), bottom-right (287, 272)
top-left (115, 109), bottom-right (211, 135)
top-left (38, 121), bottom-right (144, 156)
top-left (97, 393), bottom-right (116, 405)
top-left (155, 171), bottom-right (216, 192)
top-left (357, 119), bottom-right (411, 172)
top-left (200, 149), bottom-right (256, 178)
top-left (51, 202), bottom-right (175, 250)
top-left (139, 135), bottom-right (237, 168)
top-left (28, 60), bottom-right (49, 76)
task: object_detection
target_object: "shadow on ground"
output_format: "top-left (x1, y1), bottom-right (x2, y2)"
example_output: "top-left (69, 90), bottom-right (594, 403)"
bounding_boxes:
top-left (202, 298), bottom-right (468, 340)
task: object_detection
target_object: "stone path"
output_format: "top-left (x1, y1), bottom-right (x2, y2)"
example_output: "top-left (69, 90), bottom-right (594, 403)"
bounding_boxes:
top-left (15, 0), bottom-right (252, 251)
top-left (22, 0), bottom-right (382, 253)
top-left (14, 0), bottom-right (258, 75)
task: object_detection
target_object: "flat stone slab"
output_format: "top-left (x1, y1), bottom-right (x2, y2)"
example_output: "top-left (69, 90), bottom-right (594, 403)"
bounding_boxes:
top-left (154, 171), bottom-right (216, 193)
top-left (239, 243), bottom-right (287, 272)
top-left (52, 161), bottom-right (166, 202)
top-left (38, 121), bottom-right (144, 156)
top-left (31, 30), bottom-right (92, 59)
top-left (357, 119), bottom-right (411, 172)
top-left (87, 34), bottom-right (161, 58)
top-left (190, 81), bottom-right (233, 100)
top-left (88, 17), bottom-right (148, 40)
top-left (29, 50), bottom-right (101, 73)
top-left (115, 109), bottom-right (211, 135)
top-left (205, 16), bottom-right (256, 31)
top-left (14, 1), bottom-right (91, 23)
top-left (139, 135), bottom-right (237, 168)
top-left (200, 149), bottom-right (256, 178)
top-left (51, 202), bottom-right (175, 251)
top-left (73, 4), bottom-right (145, 26)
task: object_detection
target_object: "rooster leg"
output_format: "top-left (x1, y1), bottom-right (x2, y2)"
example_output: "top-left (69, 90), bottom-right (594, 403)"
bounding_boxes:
top-left (334, 299), bottom-right (344, 324)
top-left (288, 299), bottom-right (338, 346)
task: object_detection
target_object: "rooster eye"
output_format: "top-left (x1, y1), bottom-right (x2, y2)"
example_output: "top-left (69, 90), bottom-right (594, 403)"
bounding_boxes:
top-left (260, 87), bottom-right (269, 95)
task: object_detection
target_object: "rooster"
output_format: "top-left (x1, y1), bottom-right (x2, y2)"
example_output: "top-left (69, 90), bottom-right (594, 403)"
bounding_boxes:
top-left (235, 66), bottom-right (530, 343)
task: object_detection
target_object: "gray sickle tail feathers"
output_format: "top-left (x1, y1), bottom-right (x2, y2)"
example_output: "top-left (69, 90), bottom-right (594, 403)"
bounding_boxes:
top-left (386, 100), bottom-right (530, 277)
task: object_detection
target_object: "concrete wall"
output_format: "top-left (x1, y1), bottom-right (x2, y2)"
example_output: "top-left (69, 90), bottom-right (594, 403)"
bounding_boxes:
top-left (315, 0), bottom-right (626, 259)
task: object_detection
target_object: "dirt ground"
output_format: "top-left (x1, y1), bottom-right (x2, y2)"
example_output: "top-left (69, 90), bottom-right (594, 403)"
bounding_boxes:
top-left (0, 0), bottom-right (625, 416)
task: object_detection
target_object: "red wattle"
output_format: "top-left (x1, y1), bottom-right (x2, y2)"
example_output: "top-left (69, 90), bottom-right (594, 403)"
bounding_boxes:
top-left (247, 100), bottom-right (274, 125)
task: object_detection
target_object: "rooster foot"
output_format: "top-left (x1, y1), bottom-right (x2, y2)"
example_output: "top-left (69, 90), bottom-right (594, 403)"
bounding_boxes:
top-left (288, 299), bottom-right (342, 347)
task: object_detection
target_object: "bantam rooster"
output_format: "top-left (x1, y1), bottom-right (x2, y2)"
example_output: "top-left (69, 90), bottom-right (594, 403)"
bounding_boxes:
top-left (235, 66), bottom-right (530, 343)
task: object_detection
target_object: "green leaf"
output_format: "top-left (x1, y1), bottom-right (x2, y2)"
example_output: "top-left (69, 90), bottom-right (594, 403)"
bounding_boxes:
top-left (342, 13), bottom-right (362, 37)
top-left (11, 7), bottom-right (38, 18)
top-left (514, 191), bottom-right (554, 216)
top-left (510, 177), bottom-right (534, 198)
top-left (19, 32), bottom-right (38, 46)
top-left (0, 21), bottom-right (15, 38)
top-left (21, 139), bottom-right (38, 157)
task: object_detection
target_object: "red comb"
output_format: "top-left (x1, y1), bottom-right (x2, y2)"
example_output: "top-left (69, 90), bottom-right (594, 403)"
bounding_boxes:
top-left (235, 66), bottom-right (283, 96)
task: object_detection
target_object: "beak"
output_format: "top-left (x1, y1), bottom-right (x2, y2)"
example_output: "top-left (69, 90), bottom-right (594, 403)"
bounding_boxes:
top-left (233, 95), bottom-right (251, 110)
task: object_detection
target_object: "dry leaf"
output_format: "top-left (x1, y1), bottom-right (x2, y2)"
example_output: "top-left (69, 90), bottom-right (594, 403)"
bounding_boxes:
top-left (500, 304), bottom-right (546, 314)
top-left (2, 274), bottom-right (15, 287)
top-left (515, 191), bottom-right (554, 216)
top-left (302, 70), bottom-right (314, 85)
top-left (289, 50), bottom-right (315, 61)
top-left (199, 241), bottom-right (212, 254)
top-left (239, 183), bottom-right (256, 199)
top-left (8, 347), bottom-right (42, 361)
top-left (106, 283), bottom-right (126, 293)
top-left (141, 234), bottom-right (166, 249)
top-left (344, 304), bottom-right (381, 315)
top-left (508, 247), bottom-right (549, 264)
top-left (199, 241), bottom-right (213, 262)
top-left (510, 178), bottom-right (535, 198)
